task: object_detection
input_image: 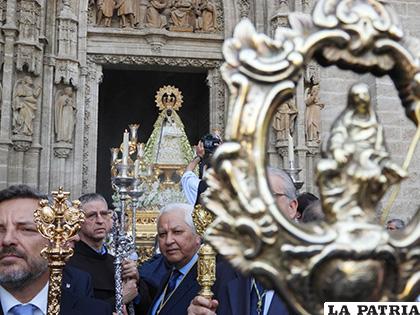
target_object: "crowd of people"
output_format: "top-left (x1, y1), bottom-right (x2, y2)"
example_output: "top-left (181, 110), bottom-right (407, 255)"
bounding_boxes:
top-left (0, 136), bottom-right (407, 315)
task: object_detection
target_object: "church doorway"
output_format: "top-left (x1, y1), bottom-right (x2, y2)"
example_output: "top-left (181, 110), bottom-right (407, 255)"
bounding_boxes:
top-left (97, 67), bottom-right (210, 203)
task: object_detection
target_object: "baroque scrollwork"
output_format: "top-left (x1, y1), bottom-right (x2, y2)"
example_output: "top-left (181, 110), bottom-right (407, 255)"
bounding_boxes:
top-left (203, 1), bottom-right (420, 314)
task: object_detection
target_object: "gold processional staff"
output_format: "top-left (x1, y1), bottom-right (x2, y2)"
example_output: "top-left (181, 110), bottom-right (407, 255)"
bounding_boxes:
top-left (34, 187), bottom-right (85, 315)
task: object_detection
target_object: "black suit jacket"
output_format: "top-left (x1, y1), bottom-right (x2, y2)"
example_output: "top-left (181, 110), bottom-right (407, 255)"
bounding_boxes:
top-left (68, 240), bottom-right (151, 313)
top-left (214, 260), bottom-right (291, 315)
top-left (62, 265), bottom-right (94, 297)
top-left (147, 262), bottom-right (200, 315)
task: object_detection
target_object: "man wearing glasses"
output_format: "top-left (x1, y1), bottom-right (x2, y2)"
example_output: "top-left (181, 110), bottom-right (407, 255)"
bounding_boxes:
top-left (188, 168), bottom-right (298, 315)
top-left (67, 193), bottom-right (151, 313)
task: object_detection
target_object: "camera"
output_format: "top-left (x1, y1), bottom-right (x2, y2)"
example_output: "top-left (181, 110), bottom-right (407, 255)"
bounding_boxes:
top-left (201, 133), bottom-right (221, 156)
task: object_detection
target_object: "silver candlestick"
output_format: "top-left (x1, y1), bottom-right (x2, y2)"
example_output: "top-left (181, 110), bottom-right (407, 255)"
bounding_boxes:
top-left (111, 163), bottom-right (135, 315)
top-left (284, 161), bottom-right (304, 191)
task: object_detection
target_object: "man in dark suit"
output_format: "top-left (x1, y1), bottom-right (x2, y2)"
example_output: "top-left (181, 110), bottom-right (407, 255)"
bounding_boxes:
top-left (0, 185), bottom-right (112, 315)
top-left (188, 168), bottom-right (298, 315)
top-left (139, 253), bottom-right (171, 299)
top-left (146, 203), bottom-right (202, 315)
top-left (67, 193), bottom-right (151, 314)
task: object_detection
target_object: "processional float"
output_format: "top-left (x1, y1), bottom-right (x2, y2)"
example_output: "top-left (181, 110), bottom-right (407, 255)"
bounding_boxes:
top-left (201, 0), bottom-right (419, 314)
top-left (110, 85), bottom-right (194, 314)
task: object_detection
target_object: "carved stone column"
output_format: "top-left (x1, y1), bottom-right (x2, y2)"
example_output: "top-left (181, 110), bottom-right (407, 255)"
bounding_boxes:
top-left (295, 76), bottom-right (307, 191)
top-left (55, 0), bottom-right (79, 87)
top-left (0, 26), bottom-right (18, 151)
top-left (79, 62), bottom-right (102, 194)
top-left (207, 67), bottom-right (225, 135)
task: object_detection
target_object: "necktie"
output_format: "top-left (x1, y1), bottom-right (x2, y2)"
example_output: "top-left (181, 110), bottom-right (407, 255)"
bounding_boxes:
top-left (10, 304), bottom-right (36, 315)
top-left (250, 279), bottom-right (266, 315)
top-left (163, 269), bottom-right (182, 302)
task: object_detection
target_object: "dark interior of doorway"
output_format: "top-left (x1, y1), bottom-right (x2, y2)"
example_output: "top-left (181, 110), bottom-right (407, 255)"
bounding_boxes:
top-left (97, 68), bottom-right (209, 204)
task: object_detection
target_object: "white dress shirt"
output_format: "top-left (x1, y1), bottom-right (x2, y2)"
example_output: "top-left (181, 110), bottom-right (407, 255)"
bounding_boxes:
top-left (0, 282), bottom-right (48, 315)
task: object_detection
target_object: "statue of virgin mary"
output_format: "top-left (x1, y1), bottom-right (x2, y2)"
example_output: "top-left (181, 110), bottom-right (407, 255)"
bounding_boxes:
top-left (144, 85), bottom-right (194, 166)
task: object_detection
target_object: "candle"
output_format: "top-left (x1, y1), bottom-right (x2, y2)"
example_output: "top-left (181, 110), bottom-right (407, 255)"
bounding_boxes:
top-left (122, 129), bottom-right (129, 165)
top-left (137, 143), bottom-right (144, 159)
top-left (134, 159), bottom-right (139, 178)
top-left (110, 148), bottom-right (119, 163)
top-left (288, 133), bottom-right (295, 168)
top-left (129, 124), bottom-right (140, 142)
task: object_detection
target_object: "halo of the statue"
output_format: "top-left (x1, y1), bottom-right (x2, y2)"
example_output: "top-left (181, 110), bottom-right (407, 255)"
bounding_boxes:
top-left (203, 1), bottom-right (419, 314)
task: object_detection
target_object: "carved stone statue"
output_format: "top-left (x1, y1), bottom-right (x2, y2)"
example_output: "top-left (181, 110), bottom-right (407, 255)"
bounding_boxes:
top-left (55, 86), bottom-right (76, 143)
top-left (146, 0), bottom-right (168, 28)
top-left (12, 76), bottom-right (41, 136)
top-left (317, 83), bottom-right (407, 220)
top-left (134, 0), bottom-right (149, 27)
top-left (115, 0), bottom-right (135, 27)
top-left (272, 99), bottom-right (298, 141)
top-left (170, 0), bottom-right (194, 32)
top-left (18, 0), bottom-right (41, 42)
top-left (144, 86), bottom-right (193, 166)
top-left (194, 0), bottom-right (216, 32)
top-left (304, 83), bottom-right (324, 143)
top-left (96, 0), bottom-right (114, 27)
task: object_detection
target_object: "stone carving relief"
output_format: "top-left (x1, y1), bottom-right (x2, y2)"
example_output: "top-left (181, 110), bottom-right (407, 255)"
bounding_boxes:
top-left (304, 61), bottom-right (322, 145)
top-left (16, 0), bottom-right (43, 75)
top-left (55, 60), bottom-right (79, 87)
top-left (87, 54), bottom-right (221, 68)
top-left (57, 8), bottom-right (78, 57)
top-left (17, 0), bottom-right (41, 42)
top-left (135, 0), bottom-right (150, 28)
top-left (89, 0), bottom-right (222, 32)
top-left (0, 0), bottom-right (5, 24)
top-left (55, 86), bottom-right (76, 143)
top-left (55, 0), bottom-right (80, 87)
top-left (145, 0), bottom-right (169, 29)
top-left (195, 0), bottom-right (216, 32)
top-left (207, 68), bottom-right (225, 135)
top-left (82, 62), bottom-right (103, 191)
top-left (304, 82), bottom-right (324, 143)
top-left (237, 0), bottom-right (250, 19)
top-left (95, 0), bottom-right (114, 27)
top-left (170, 0), bottom-right (194, 32)
top-left (53, 86), bottom-right (76, 158)
top-left (270, 0), bottom-right (290, 34)
top-left (116, 0), bottom-right (135, 27)
top-left (272, 98), bottom-right (298, 141)
top-left (12, 76), bottom-right (41, 137)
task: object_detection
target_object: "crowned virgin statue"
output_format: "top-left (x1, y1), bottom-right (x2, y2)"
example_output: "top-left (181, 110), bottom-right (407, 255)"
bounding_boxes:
top-left (144, 85), bottom-right (194, 167)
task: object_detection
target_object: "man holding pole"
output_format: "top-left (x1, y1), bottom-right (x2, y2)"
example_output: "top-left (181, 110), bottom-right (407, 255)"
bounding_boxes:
top-left (0, 185), bottom-right (112, 315)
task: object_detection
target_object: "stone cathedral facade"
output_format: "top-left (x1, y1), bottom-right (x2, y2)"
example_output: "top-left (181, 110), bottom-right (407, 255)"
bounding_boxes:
top-left (0, 0), bottom-right (418, 220)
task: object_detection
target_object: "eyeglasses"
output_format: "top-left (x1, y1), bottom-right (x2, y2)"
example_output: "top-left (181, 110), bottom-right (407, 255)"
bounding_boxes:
top-left (84, 210), bottom-right (112, 221)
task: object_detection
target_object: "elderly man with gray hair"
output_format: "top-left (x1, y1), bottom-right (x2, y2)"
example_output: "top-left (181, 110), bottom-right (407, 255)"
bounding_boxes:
top-left (146, 203), bottom-right (202, 315)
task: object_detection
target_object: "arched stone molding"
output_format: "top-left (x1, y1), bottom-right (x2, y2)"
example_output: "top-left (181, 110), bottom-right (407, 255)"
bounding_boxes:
top-left (207, 67), bottom-right (225, 135)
